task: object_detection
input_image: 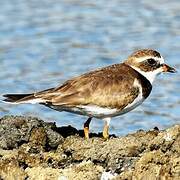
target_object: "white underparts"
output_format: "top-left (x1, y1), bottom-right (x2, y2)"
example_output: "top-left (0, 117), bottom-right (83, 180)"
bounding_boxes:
top-left (124, 78), bottom-right (144, 110)
top-left (25, 98), bottom-right (46, 104)
top-left (77, 105), bottom-right (118, 118)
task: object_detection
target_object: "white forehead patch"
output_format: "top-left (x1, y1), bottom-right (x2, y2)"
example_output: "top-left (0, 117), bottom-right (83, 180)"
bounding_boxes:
top-left (135, 56), bottom-right (165, 64)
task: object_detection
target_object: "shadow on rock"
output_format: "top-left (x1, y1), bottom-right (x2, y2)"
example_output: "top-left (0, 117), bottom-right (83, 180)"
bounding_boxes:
top-left (55, 125), bottom-right (116, 138)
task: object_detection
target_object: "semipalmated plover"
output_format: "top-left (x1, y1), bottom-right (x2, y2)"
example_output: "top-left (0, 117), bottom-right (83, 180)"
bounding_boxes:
top-left (3, 49), bottom-right (176, 139)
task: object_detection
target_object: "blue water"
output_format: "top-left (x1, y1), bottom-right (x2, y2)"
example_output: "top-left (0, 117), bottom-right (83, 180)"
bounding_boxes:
top-left (0, 0), bottom-right (179, 135)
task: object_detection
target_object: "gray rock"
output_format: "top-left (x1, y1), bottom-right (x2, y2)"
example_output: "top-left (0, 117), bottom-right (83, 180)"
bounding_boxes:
top-left (0, 115), bottom-right (179, 180)
top-left (0, 115), bottom-right (64, 150)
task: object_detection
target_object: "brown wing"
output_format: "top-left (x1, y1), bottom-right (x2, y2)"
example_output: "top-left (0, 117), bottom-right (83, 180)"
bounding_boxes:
top-left (34, 63), bottom-right (139, 110)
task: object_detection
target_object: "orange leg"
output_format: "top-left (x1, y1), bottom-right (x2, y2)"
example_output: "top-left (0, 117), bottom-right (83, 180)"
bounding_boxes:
top-left (102, 117), bottom-right (111, 139)
top-left (83, 117), bottom-right (92, 139)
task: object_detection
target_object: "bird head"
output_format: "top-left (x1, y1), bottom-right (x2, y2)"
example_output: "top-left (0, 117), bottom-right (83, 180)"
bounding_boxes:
top-left (125, 49), bottom-right (176, 84)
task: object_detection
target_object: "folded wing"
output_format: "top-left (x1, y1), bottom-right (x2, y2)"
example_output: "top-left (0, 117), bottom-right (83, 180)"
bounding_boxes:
top-left (34, 63), bottom-right (140, 110)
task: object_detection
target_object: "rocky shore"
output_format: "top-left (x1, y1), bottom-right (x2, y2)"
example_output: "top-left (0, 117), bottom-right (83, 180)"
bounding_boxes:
top-left (0, 115), bottom-right (179, 180)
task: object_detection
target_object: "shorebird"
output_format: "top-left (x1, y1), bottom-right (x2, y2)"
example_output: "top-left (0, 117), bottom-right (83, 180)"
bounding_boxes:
top-left (3, 49), bottom-right (176, 139)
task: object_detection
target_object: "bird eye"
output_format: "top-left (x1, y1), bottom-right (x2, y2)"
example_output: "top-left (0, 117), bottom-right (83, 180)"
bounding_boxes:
top-left (147, 58), bottom-right (156, 65)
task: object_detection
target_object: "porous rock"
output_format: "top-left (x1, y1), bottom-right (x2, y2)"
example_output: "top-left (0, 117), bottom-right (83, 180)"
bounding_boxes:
top-left (0, 115), bottom-right (179, 180)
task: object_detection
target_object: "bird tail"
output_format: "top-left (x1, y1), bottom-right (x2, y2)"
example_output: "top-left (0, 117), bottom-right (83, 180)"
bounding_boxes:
top-left (2, 93), bottom-right (44, 104)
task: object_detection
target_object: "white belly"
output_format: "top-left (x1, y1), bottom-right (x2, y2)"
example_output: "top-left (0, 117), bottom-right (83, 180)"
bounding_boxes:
top-left (48, 97), bottom-right (144, 119)
top-left (77, 97), bottom-right (144, 118)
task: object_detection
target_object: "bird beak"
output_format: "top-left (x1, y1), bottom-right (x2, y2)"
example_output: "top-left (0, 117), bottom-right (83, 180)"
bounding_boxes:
top-left (162, 64), bottom-right (177, 73)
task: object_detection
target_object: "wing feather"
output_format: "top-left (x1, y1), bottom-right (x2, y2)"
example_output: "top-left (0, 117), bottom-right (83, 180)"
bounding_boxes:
top-left (34, 63), bottom-right (140, 110)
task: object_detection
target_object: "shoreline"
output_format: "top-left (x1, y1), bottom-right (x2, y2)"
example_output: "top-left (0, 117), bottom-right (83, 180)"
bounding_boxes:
top-left (0, 115), bottom-right (179, 179)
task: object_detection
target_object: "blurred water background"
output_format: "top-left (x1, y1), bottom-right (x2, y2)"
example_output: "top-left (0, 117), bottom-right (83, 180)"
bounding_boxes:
top-left (0, 0), bottom-right (179, 135)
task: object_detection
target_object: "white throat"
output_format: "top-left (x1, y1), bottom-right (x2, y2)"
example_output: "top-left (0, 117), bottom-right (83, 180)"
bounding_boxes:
top-left (130, 65), bottom-right (163, 84)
